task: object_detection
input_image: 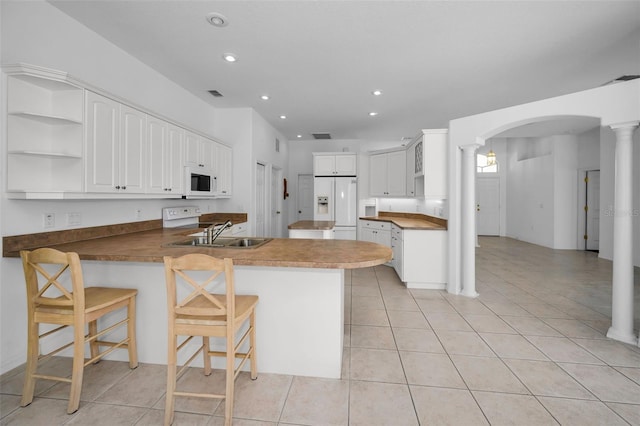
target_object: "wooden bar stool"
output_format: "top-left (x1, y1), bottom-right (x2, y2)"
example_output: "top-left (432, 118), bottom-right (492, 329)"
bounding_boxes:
top-left (163, 254), bottom-right (258, 426)
top-left (20, 248), bottom-right (138, 414)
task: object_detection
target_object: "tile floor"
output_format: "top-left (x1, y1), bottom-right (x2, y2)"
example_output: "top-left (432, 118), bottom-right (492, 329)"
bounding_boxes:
top-left (1, 237), bottom-right (640, 425)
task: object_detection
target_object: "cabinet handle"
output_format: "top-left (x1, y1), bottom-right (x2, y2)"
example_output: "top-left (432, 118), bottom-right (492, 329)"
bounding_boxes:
top-left (115, 185), bottom-right (120, 189)
top-left (122, 186), bottom-right (126, 190)
top-left (169, 188), bottom-right (172, 191)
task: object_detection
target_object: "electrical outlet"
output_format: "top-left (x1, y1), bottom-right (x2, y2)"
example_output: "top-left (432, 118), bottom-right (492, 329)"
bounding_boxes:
top-left (135, 209), bottom-right (142, 220)
top-left (43, 213), bottom-right (55, 228)
top-left (66, 212), bottom-right (81, 226)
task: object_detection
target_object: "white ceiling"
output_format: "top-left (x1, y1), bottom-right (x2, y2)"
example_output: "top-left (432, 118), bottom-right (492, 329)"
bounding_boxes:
top-left (50, 1), bottom-right (640, 142)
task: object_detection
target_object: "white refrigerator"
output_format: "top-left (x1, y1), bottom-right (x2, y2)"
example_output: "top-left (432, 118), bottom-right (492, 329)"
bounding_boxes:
top-left (314, 177), bottom-right (357, 240)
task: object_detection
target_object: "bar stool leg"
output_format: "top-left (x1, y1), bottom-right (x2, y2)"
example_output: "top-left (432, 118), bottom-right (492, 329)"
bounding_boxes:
top-left (20, 319), bottom-right (39, 407)
top-left (67, 323), bottom-right (85, 414)
top-left (127, 296), bottom-right (138, 368)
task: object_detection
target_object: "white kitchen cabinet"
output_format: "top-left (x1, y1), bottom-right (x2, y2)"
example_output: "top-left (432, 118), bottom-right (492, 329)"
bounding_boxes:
top-left (413, 129), bottom-right (448, 199)
top-left (391, 224), bottom-right (404, 278)
top-left (6, 70), bottom-right (84, 195)
top-left (406, 142), bottom-right (416, 197)
top-left (358, 220), bottom-right (391, 247)
top-left (4, 64), bottom-right (230, 199)
top-left (147, 118), bottom-right (184, 194)
top-left (369, 150), bottom-right (406, 196)
top-left (85, 92), bottom-right (146, 194)
top-left (185, 131), bottom-right (214, 169)
top-left (118, 104), bottom-right (147, 193)
top-left (214, 142), bottom-right (232, 197)
top-left (395, 228), bottom-right (447, 289)
top-left (313, 153), bottom-right (357, 176)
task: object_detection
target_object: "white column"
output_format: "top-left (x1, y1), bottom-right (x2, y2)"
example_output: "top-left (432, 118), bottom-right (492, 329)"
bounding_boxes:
top-left (460, 144), bottom-right (479, 298)
top-left (606, 122), bottom-right (638, 345)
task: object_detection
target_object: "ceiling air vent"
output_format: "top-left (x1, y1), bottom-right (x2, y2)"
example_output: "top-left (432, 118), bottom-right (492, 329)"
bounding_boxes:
top-left (208, 90), bottom-right (224, 97)
top-left (312, 133), bottom-right (332, 140)
top-left (602, 75), bottom-right (640, 86)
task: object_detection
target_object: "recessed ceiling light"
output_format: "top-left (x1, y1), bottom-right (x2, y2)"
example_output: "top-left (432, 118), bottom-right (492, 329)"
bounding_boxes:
top-left (280, 115), bottom-right (287, 119)
top-left (223, 53), bottom-right (237, 62)
top-left (206, 12), bottom-right (228, 27)
top-left (368, 112), bottom-right (378, 116)
top-left (260, 95), bottom-right (270, 100)
top-left (372, 90), bottom-right (382, 96)
top-left (297, 135), bottom-right (302, 138)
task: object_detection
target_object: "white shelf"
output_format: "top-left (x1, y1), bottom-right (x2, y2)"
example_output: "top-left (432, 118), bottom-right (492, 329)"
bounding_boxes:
top-left (9, 111), bottom-right (82, 125)
top-left (8, 150), bottom-right (82, 159)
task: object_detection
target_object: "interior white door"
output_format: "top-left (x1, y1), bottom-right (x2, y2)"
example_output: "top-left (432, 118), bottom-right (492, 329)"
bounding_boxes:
top-left (477, 177), bottom-right (500, 236)
top-left (255, 162), bottom-right (266, 237)
top-left (271, 167), bottom-right (283, 237)
top-left (585, 170), bottom-right (600, 251)
top-left (297, 174), bottom-right (314, 220)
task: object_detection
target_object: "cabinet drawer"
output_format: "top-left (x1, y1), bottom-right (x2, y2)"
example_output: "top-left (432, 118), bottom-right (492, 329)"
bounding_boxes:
top-left (360, 220), bottom-right (390, 231)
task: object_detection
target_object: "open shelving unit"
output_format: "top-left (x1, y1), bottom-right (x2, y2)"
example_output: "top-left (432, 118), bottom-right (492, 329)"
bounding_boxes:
top-left (6, 69), bottom-right (84, 194)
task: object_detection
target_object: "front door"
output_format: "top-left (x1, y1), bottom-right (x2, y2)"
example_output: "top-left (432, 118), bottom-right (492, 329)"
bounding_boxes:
top-left (477, 177), bottom-right (500, 236)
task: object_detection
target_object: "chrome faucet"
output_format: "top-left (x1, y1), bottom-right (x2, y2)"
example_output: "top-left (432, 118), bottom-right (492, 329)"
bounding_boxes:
top-left (205, 220), bottom-right (233, 244)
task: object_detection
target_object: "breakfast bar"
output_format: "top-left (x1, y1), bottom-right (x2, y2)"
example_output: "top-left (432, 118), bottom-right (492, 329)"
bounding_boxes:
top-left (3, 225), bottom-right (391, 379)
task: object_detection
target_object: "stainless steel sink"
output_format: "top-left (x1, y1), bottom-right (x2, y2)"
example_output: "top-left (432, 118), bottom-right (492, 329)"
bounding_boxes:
top-left (166, 236), bottom-right (271, 249)
top-left (225, 238), bottom-right (268, 247)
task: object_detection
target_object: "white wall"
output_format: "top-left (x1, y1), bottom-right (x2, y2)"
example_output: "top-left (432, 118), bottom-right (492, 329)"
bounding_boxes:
top-left (251, 110), bottom-right (290, 237)
top-left (553, 135), bottom-right (579, 249)
top-left (213, 108), bottom-right (289, 237)
top-left (505, 138), bottom-right (555, 247)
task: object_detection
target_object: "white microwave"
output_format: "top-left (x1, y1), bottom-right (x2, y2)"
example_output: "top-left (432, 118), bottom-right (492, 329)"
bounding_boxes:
top-left (183, 167), bottom-right (217, 198)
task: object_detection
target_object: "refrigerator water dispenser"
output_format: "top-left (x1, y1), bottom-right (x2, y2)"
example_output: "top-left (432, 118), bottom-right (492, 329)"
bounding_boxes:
top-left (317, 196), bottom-right (329, 215)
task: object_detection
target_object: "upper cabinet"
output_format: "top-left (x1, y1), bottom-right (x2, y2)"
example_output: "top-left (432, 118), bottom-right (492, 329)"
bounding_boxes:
top-left (368, 129), bottom-right (447, 199)
top-left (406, 141), bottom-right (416, 197)
top-left (4, 64), bottom-right (232, 199)
top-left (85, 92), bottom-right (146, 194)
top-left (369, 150), bottom-right (406, 196)
top-left (313, 153), bottom-right (357, 176)
top-left (185, 131), bottom-right (215, 169)
top-left (413, 129), bottom-right (448, 199)
top-left (6, 70), bottom-right (84, 195)
top-left (214, 143), bottom-right (232, 197)
top-left (147, 117), bottom-right (184, 195)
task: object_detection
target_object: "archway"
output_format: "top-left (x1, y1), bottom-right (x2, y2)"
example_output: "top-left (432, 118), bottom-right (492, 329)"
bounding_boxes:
top-left (447, 80), bottom-right (640, 345)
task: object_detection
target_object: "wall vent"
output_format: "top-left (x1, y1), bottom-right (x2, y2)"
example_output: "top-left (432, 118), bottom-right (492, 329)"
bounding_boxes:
top-left (312, 133), bottom-right (332, 140)
top-left (208, 90), bottom-right (224, 97)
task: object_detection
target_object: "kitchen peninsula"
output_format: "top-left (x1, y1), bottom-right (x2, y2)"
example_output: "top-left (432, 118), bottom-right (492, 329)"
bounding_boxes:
top-left (3, 222), bottom-right (391, 379)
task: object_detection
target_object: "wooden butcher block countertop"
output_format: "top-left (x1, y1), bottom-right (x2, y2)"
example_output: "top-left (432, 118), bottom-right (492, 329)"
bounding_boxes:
top-left (360, 211), bottom-right (447, 230)
top-left (3, 221), bottom-right (391, 269)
